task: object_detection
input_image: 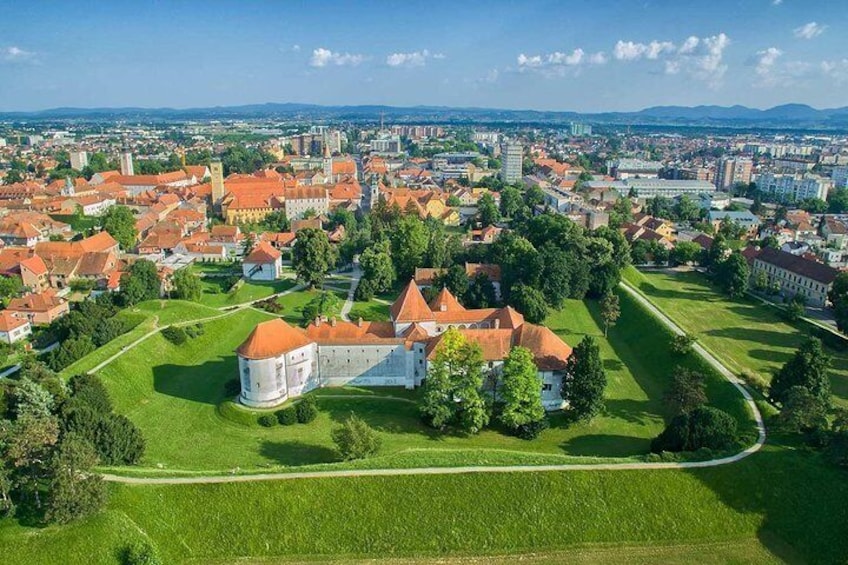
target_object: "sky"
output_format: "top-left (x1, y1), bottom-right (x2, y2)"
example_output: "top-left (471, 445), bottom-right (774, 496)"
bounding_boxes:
top-left (0, 0), bottom-right (846, 112)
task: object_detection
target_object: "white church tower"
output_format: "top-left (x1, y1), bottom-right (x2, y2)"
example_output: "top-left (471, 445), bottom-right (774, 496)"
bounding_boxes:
top-left (322, 132), bottom-right (333, 181)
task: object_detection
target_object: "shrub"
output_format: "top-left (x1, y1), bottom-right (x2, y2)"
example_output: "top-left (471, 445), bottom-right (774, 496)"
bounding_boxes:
top-left (223, 378), bottom-right (241, 397)
top-left (258, 414), bottom-right (277, 428)
top-left (296, 396), bottom-right (318, 423)
top-left (68, 374), bottom-right (113, 414)
top-left (122, 541), bottom-right (163, 565)
top-left (184, 324), bottom-right (205, 339)
top-left (161, 326), bottom-right (187, 345)
top-left (670, 334), bottom-right (696, 356)
top-left (276, 406), bottom-right (298, 425)
top-left (513, 418), bottom-right (549, 440)
top-left (331, 413), bottom-right (381, 460)
top-left (652, 406), bottom-right (737, 453)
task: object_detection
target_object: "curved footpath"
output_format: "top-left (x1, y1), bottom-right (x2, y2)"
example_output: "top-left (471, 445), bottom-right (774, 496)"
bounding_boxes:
top-left (102, 280), bottom-right (766, 485)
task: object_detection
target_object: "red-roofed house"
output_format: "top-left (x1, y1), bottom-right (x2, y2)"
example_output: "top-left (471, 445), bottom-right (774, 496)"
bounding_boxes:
top-left (0, 310), bottom-right (31, 344)
top-left (242, 241), bottom-right (282, 280)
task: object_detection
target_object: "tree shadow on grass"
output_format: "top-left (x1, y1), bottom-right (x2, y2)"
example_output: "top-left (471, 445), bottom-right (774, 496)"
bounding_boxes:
top-left (689, 445), bottom-right (848, 564)
top-left (153, 359), bottom-right (233, 405)
top-left (320, 397), bottom-right (441, 439)
top-left (604, 398), bottom-right (665, 426)
top-left (604, 358), bottom-right (624, 372)
top-left (560, 433), bottom-right (650, 458)
top-left (258, 440), bottom-right (338, 466)
top-left (703, 327), bottom-right (800, 350)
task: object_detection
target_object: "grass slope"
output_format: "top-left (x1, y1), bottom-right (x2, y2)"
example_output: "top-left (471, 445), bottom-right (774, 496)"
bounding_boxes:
top-left (5, 444), bottom-right (847, 564)
top-left (623, 267), bottom-right (848, 407)
top-left (198, 278), bottom-right (297, 308)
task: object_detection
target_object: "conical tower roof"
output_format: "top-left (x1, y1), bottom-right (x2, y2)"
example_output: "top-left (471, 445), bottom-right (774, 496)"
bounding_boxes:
top-left (390, 280), bottom-right (435, 323)
top-left (236, 319), bottom-right (312, 360)
top-left (428, 287), bottom-right (466, 313)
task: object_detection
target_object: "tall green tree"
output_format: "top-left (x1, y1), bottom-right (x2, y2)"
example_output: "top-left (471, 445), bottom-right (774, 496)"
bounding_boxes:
top-left (718, 251), bottom-right (749, 299)
top-left (119, 260), bottom-right (160, 306)
top-left (477, 192), bottom-right (501, 227)
top-left (358, 241), bottom-right (395, 294)
top-left (44, 433), bottom-right (107, 524)
top-left (563, 336), bottom-right (606, 420)
top-left (663, 368), bottom-right (707, 415)
top-left (599, 292), bottom-right (620, 337)
top-left (171, 268), bottom-right (202, 302)
top-left (419, 328), bottom-right (489, 433)
top-left (389, 215), bottom-right (428, 281)
top-left (499, 186), bottom-right (524, 219)
top-left (507, 284), bottom-right (548, 324)
top-left (771, 336), bottom-right (832, 405)
top-left (292, 228), bottom-right (337, 288)
top-left (100, 206), bottom-right (137, 250)
top-left (499, 346), bottom-right (546, 438)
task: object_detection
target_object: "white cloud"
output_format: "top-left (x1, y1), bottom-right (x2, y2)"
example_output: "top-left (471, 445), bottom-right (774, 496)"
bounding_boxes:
top-left (291, 44), bottom-right (301, 52)
top-left (2, 46), bottom-right (35, 62)
top-left (821, 58), bottom-right (848, 83)
top-left (794, 22), bottom-right (826, 39)
top-left (772, 0), bottom-right (782, 5)
top-left (386, 49), bottom-right (433, 67)
top-left (611, 33), bottom-right (730, 86)
top-left (754, 47), bottom-right (783, 85)
top-left (517, 48), bottom-right (606, 76)
top-left (432, 52), bottom-right (446, 60)
top-left (309, 47), bottom-right (365, 67)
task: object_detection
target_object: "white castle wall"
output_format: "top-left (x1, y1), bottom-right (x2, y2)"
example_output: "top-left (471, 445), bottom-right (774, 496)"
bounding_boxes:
top-left (317, 343), bottom-right (414, 388)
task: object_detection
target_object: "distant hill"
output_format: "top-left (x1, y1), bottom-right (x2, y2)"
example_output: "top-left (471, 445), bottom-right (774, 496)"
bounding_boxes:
top-left (2, 102), bottom-right (848, 129)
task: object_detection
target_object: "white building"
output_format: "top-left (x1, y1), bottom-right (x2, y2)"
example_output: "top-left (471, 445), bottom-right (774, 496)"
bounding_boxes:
top-left (715, 157), bottom-right (752, 190)
top-left (607, 158), bottom-right (663, 180)
top-left (284, 186), bottom-right (329, 220)
top-left (833, 166), bottom-right (848, 189)
top-left (0, 311), bottom-right (31, 344)
top-left (501, 142), bottom-right (523, 183)
top-left (69, 151), bottom-right (88, 171)
top-left (242, 241), bottom-right (282, 281)
top-left (755, 173), bottom-right (830, 202)
top-left (624, 179), bottom-right (716, 199)
top-left (236, 282), bottom-right (573, 410)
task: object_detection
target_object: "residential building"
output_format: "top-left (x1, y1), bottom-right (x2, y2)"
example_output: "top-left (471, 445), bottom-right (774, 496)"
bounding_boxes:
top-left (0, 311), bottom-right (31, 344)
top-left (607, 159), bottom-right (662, 180)
top-left (236, 281), bottom-right (572, 410)
top-left (752, 247), bottom-right (839, 307)
top-left (242, 242), bottom-right (283, 281)
top-left (120, 146), bottom-right (134, 176)
top-left (501, 142), bottom-right (523, 183)
top-left (707, 210), bottom-right (761, 238)
top-left (284, 186), bottom-right (329, 220)
top-left (624, 179), bottom-right (716, 199)
top-left (833, 166), bottom-right (848, 189)
top-left (69, 151), bottom-right (88, 171)
top-left (755, 173), bottom-right (830, 202)
top-left (6, 289), bottom-right (70, 325)
top-left (715, 157), bottom-right (753, 190)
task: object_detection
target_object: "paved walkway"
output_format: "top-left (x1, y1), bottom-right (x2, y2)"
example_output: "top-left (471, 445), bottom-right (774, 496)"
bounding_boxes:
top-left (339, 262), bottom-right (362, 322)
top-left (102, 280), bottom-right (766, 485)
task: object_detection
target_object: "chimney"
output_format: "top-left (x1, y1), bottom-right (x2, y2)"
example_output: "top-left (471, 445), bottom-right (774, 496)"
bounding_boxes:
top-left (494, 319), bottom-right (500, 329)
top-left (357, 317), bottom-right (364, 327)
top-left (315, 316), bottom-right (321, 327)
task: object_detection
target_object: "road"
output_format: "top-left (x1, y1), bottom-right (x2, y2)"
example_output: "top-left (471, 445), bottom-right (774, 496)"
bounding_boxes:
top-left (101, 280), bottom-right (766, 485)
top-left (339, 261), bottom-right (362, 321)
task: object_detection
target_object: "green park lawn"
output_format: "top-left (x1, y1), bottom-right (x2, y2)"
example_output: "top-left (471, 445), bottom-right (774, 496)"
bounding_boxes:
top-left (3, 441), bottom-right (848, 564)
top-left (198, 277), bottom-right (298, 308)
top-left (84, 286), bottom-right (753, 475)
top-left (275, 288), bottom-right (347, 326)
top-left (622, 266), bottom-right (848, 407)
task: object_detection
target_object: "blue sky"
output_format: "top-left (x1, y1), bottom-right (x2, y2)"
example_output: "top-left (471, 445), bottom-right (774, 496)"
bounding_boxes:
top-left (0, 0), bottom-right (846, 112)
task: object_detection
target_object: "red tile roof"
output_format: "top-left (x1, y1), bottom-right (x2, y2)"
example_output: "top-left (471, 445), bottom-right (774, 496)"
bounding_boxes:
top-left (236, 319), bottom-right (312, 359)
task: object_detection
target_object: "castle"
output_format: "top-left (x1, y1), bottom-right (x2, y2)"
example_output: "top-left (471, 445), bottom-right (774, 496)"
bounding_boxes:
top-left (236, 280), bottom-right (573, 410)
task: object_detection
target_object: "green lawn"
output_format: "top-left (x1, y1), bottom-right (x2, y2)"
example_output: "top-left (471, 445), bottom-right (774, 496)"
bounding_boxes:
top-left (88, 288), bottom-right (752, 475)
top-left (347, 299), bottom-right (391, 321)
top-left (189, 261), bottom-right (240, 276)
top-left (623, 267), bottom-right (848, 407)
top-left (3, 442), bottom-right (847, 564)
top-left (198, 277), bottom-right (298, 308)
top-left (276, 288), bottom-right (347, 326)
top-left (48, 213), bottom-right (100, 232)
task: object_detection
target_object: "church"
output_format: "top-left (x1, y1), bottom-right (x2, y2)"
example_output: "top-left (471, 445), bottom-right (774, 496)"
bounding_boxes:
top-left (236, 280), bottom-right (573, 410)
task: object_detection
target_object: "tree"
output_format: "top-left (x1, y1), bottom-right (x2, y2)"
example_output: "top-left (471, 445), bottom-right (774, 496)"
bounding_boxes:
top-left (419, 328), bottom-right (489, 433)
top-left (44, 433), bottom-right (107, 524)
top-left (0, 275), bottom-right (22, 305)
top-left (4, 414), bottom-right (59, 507)
top-left (292, 228), bottom-right (336, 288)
top-left (829, 272), bottom-right (848, 333)
top-left (770, 337), bottom-right (831, 406)
top-left (301, 291), bottom-right (342, 326)
top-left (465, 273), bottom-right (497, 309)
top-left (507, 284), bottom-right (548, 324)
top-left (262, 210), bottom-right (290, 232)
top-left (670, 334), bottom-right (696, 356)
top-left (13, 378), bottom-right (54, 419)
top-left (704, 233), bottom-right (729, 274)
top-left (651, 406), bottom-right (737, 453)
top-left (664, 368), bottom-right (707, 415)
top-left (171, 268), bottom-right (202, 302)
top-left (499, 186), bottom-right (524, 219)
top-left (776, 386), bottom-right (829, 434)
top-left (331, 413), bottom-right (381, 460)
top-left (599, 292), bottom-right (620, 337)
top-left (119, 260), bottom-right (160, 306)
top-left (670, 241), bottom-right (701, 266)
top-left (828, 187), bottom-right (848, 214)
top-left (100, 206), bottom-right (137, 250)
top-left (563, 336), bottom-right (606, 420)
top-left (718, 251), bottom-right (749, 299)
top-left (433, 264), bottom-right (469, 301)
top-left (358, 242), bottom-right (395, 294)
top-left (389, 216), bottom-right (428, 281)
top-left (675, 195), bottom-right (701, 223)
top-left (477, 192), bottom-right (501, 227)
top-left (499, 346), bottom-right (546, 438)
top-left (122, 541), bottom-right (163, 565)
